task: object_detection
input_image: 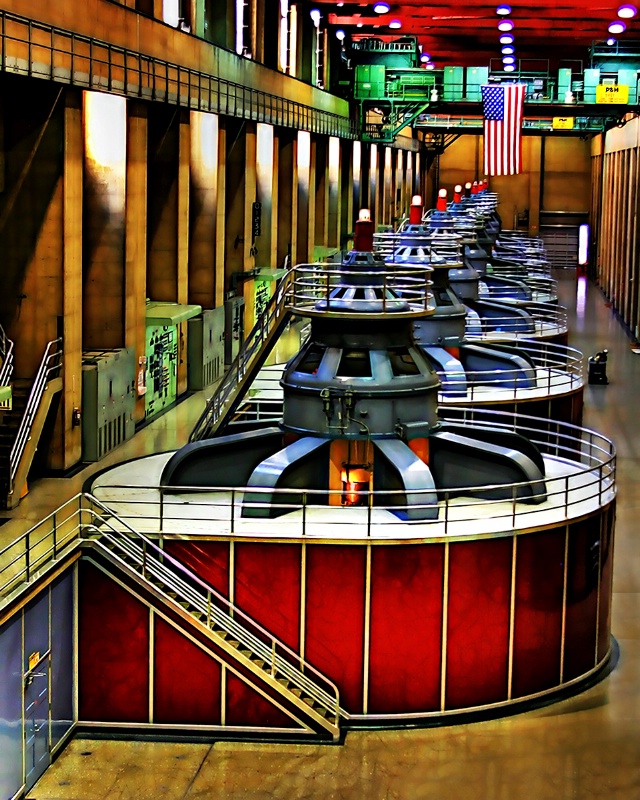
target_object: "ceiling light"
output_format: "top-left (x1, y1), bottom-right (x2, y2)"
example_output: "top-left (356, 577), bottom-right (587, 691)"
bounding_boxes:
top-left (335, 28), bottom-right (346, 40)
top-left (607, 36), bottom-right (617, 44)
top-left (389, 18), bottom-right (402, 28)
top-left (498, 19), bottom-right (514, 31)
top-left (336, 1), bottom-right (343, 5)
top-left (618, 3), bottom-right (637, 17)
top-left (373, 1), bottom-right (390, 12)
top-left (420, 53), bottom-right (431, 62)
top-left (504, 64), bottom-right (515, 72)
top-left (608, 20), bottom-right (627, 32)
top-left (357, 21), bottom-right (363, 27)
top-left (309, 8), bottom-right (321, 25)
top-left (503, 55), bottom-right (515, 64)
top-left (496, 4), bottom-right (512, 14)
top-left (425, 63), bottom-right (435, 70)
top-left (501, 45), bottom-right (515, 54)
top-left (499, 33), bottom-right (514, 43)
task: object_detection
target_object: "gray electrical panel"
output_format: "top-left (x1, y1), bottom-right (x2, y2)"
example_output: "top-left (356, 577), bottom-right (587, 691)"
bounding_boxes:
top-left (224, 296), bottom-right (245, 365)
top-left (187, 307), bottom-right (225, 391)
top-left (81, 348), bottom-right (136, 462)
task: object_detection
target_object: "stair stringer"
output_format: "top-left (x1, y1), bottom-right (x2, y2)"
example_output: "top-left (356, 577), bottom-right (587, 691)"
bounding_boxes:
top-left (82, 546), bottom-right (342, 742)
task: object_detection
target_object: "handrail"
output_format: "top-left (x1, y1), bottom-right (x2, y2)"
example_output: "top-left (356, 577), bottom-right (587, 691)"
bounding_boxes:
top-left (0, 326), bottom-right (14, 389)
top-left (0, 492), bottom-right (343, 729)
top-left (465, 301), bottom-right (568, 339)
top-left (0, 10), bottom-right (357, 140)
top-left (190, 272), bottom-right (294, 442)
top-left (92, 410), bottom-right (616, 542)
top-left (10, 337), bottom-right (63, 481)
top-left (83, 494), bottom-right (342, 725)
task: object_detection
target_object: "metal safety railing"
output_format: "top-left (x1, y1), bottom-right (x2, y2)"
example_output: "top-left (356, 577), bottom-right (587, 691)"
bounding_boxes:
top-left (465, 301), bottom-right (568, 340)
top-left (0, 10), bottom-right (356, 139)
top-left (0, 492), bottom-right (343, 734)
top-left (92, 409), bottom-right (616, 542)
top-left (0, 325), bottom-right (14, 409)
top-left (227, 339), bottom-right (584, 419)
top-left (10, 337), bottom-right (62, 481)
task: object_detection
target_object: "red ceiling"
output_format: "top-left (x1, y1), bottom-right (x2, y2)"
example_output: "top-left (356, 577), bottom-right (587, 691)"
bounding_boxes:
top-left (304, 0), bottom-right (638, 67)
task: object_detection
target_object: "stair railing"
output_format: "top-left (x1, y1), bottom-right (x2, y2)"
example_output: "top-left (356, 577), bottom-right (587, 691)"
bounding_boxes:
top-left (190, 271), bottom-right (295, 442)
top-left (10, 337), bottom-right (63, 482)
top-left (84, 494), bottom-right (343, 728)
top-left (0, 325), bottom-right (14, 409)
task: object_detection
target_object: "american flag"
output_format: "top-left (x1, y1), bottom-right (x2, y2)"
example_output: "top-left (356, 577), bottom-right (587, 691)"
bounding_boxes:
top-left (481, 84), bottom-right (526, 177)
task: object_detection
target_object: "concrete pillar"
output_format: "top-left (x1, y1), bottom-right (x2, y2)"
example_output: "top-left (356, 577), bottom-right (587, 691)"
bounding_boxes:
top-left (383, 146), bottom-right (393, 226)
top-left (340, 140), bottom-right (354, 250)
top-left (243, 124), bottom-right (258, 331)
top-left (215, 123), bottom-right (227, 308)
top-left (327, 136), bottom-right (341, 248)
top-left (277, 132), bottom-right (296, 266)
top-left (58, 91), bottom-right (83, 468)
top-left (528, 136), bottom-right (543, 236)
top-left (189, 111), bottom-right (219, 310)
top-left (83, 91), bottom-right (127, 350)
top-left (314, 137), bottom-right (328, 251)
top-left (256, 122), bottom-right (278, 270)
top-left (296, 130), bottom-right (314, 262)
top-left (369, 144), bottom-right (379, 226)
top-left (125, 101), bottom-right (149, 425)
top-left (352, 140), bottom-right (362, 219)
top-left (176, 110), bottom-right (190, 395)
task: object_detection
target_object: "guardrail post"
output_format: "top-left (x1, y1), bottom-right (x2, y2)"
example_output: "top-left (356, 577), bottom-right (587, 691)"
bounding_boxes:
top-left (25, 529), bottom-right (30, 581)
top-left (52, 511), bottom-right (57, 560)
top-left (159, 488), bottom-right (164, 533)
top-left (271, 640), bottom-right (276, 677)
top-left (302, 492), bottom-right (307, 536)
top-left (230, 488), bottom-right (235, 534)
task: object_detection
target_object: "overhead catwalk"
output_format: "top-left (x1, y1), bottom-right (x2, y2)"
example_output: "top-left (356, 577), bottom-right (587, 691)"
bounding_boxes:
top-left (86, 212), bottom-right (616, 736)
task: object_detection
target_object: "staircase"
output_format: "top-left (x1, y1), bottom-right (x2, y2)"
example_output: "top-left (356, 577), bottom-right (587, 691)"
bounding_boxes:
top-left (190, 272), bottom-right (294, 441)
top-left (0, 380), bottom-right (31, 504)
top-left (84, 499), bottom-right (344, 741)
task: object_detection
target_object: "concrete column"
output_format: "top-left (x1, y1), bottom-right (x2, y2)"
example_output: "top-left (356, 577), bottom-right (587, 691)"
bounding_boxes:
top-left (243, 123), bottom-right (258, 331)
top-left (528, 136), bottom-right (543, 236)
top-left (314, 137), bottom-right (328, 251)
top-left (352, 140), bottom-right (362, 219)
top-left (215, 123), bottom-right (227, 308)
top-left (83, 91), bottom-right (127, 349)
top-left (176, 110), bottom-right (190, 395)
top-left (58, 92), bottom-right (83, 468)
top-left (369, 144), bottom-right (379, 226)
top-left (396, 149), bottom-right (404, 221)
top-left (296, 130), bottom-right (312, 262)
top-left (327, 136), bottom-right (341, 248)
top-left (125, 102), bottom-right (149, 425)
top-left (383, 146), bottom-right (393, 226)
top-left (189, 111), bottom-right (218, 310)
top-left (224, 120), bottom-right (247, 294)
top-left (277, 132), bottom-right (296, 266)
top-left (256, 122), bottom-right (278, 270)
top-left (340, 140), bottom-right (354, 250)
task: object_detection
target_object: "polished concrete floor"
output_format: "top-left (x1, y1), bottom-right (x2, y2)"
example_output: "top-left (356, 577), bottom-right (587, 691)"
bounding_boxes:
top-left (19, 271), bottom-right (640, 799)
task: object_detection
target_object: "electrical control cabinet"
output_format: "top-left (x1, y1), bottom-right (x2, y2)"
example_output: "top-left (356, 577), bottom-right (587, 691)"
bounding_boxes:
top-left (187, 307), bottom-right (225, 391)
top-left (81, 348), bottom-right (136, 461)
top-left (145, 324), bottom-right (178, 421)
top-left (224, 296), bottom-right (245, 365)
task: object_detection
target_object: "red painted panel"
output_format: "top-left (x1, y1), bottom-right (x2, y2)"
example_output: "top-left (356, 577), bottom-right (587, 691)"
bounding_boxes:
top-left (512, 529), bottom-right (564, 697)
top-left (368, 544), bottom-right (444, 714)
top-left (234, 543), bottom-right (301, 653)
top-left (305, 545), bottom-right (366, 713)
top-left (153, 616), bottom-right (222, 724)
top-left (597, 503), bottom-right (616, 663)
top-left (446, 537), bottom-right (512, 709)
top-left (225, 672), bottom-right (299, 728)
top-left (78, 563), bottom-right (149, 722)
top-left (165, 541), bottom-right (230, 598)
top-left (564, 517), bottom-right (600, 681)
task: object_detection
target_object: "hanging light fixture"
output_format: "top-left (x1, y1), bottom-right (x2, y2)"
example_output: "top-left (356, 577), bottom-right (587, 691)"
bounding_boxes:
top-left (389, 18), bottom-right (402, 28)
top-left (496, 4), bottom-right (512, 14)
top-left (501, 45), bottom-right (515, 54)
top-left (617, 4), bottom-right (637, 17)
top-left (310, 8), bottom-right (321, 26)
top-left (335, 28), bottom-right (346, 40)
top-left (504, 64), bottom-right (516, 72)
top-left (420, 53), bottom-right (431, 62)
top-left (503, 55), bottom-right (515, 65)
top-left (608, 20), bottom-right (627, 32)
top-left (499, 33), bottom-right (514, 44)
top-left (607, 37), bottom-right (617, 45)
top-left (373, 1), bottom-right (391, 12)
top-left (498, 19), bottom-right (514, 31)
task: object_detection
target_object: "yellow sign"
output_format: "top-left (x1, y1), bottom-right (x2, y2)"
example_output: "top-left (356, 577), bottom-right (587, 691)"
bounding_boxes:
top-left (596, 84), bottom-right (629, 104)
top-left (28, 652), bottom-right (40, 671)
top-left (553, 117), bottom-right (575, 129)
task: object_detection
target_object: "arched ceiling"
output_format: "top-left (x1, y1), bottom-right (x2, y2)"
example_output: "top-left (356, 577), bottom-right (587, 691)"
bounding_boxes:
top-left (302, 0), bottom-right (639, 68)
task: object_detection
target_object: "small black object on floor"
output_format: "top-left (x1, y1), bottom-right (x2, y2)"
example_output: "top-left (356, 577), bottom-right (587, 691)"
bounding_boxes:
top-left (588, 350), bottom-right (609, 385)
